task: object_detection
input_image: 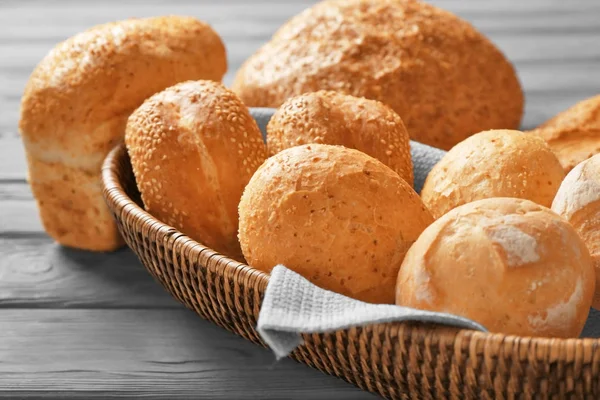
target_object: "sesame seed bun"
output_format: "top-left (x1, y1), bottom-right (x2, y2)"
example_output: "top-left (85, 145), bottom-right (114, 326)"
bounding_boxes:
top-left (19, 16), bottom-right (227, 251)
top-left (420, 130), bottom-right (565, 219)
top-left (232, 0), bottom-right (524, 150)
top-left (125, 80), bottom-right (267, 261)
top-left (530, 94), bottom-right (600, 172)
top-left (552, 154), bottom-right (600, 309)
top-left (267, 90), bottom-right (413, 186)
top-left (238, 143), bottom-right (433, 304)
top-left (396, 197), bottom-right (595, 338)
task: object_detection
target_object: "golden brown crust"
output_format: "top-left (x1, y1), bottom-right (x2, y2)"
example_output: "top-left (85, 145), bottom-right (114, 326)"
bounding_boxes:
top-left (19, 16), bottom-right (227, 251)
top-left (125, 80), bottom-right (267, 261)
top-left (232, 0), bottom-right (523, 150)
top-left (530, 95), bottom-right (600, 172)
top-left (420, 130), bottom-right (565, 219)
top-left (238, 143), bottom-right (433, 304)
top-left (396, 197), bottom-right (595, 338)
top-left (266, 90), bottom-right (414, 186)
top-left (551, 154), bottom-right (600, 309)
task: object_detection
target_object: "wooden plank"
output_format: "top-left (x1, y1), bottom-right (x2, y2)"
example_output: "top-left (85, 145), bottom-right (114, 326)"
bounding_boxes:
top-left (0, 182), bottom-right (43, 232)
top-left (0, 309), bottom-right (375, 399)
top-left (0, 236), bottom-right (180, 308)
top-left (0, 182), bottom-right (178, 309)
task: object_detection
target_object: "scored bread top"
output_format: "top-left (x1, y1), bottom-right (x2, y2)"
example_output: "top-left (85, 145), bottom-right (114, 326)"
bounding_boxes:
top-left (125, 80), bottom-right (267, 259)
top-left (530, 95), bottom-right (600, 172)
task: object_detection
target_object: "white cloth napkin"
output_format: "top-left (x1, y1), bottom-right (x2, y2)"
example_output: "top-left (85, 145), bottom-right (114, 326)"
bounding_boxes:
top-left (257, 266), bottom-right (487, 359)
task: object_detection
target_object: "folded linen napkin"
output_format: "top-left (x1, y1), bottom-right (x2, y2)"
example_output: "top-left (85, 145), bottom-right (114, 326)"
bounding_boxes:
top-left (257, 265), bottom-right (487, 359)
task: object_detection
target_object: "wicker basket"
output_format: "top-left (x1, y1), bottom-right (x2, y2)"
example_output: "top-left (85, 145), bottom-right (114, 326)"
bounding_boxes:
top-left (102, 142), bottom-right (600, 399)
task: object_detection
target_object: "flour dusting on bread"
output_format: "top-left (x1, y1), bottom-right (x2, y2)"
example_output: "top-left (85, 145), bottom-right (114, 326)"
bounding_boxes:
top-left (552, 161), bottom-right (600, 219)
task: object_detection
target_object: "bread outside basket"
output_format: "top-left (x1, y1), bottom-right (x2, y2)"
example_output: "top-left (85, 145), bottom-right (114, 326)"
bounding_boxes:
top-left (101, 108), bottom-right (600, 400)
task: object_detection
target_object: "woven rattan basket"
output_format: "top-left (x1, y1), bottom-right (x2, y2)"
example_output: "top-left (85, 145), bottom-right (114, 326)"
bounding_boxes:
top-left (102, 142), bottom-right (600, 399)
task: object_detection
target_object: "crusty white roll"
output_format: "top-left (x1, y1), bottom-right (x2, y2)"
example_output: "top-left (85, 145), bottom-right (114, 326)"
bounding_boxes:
top-left (552, 154), bottom-right (600, 309)
top-left (125, 80), bottom-right (267, 261)
top-left (267, 90), bottom-right (414, 186)
top-left (421, 130), bottom-right (565, 219)
top-left (396, 197), bottom-right (595, 338)
top-left (19, 16), bottom-right (227, 251)
top-left (239, 144), bottom-right (433, 304)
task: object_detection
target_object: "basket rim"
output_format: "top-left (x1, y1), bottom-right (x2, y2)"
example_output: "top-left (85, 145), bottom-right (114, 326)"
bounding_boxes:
top-left (101, 142), bottom-right (600, 351)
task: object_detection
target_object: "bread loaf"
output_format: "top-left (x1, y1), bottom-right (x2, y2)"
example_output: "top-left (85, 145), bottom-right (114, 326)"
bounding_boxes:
top-left (552, 154), bottom-right (600, 309)
top-left (396, 197), bottom-right (595, 338)
top-left (238, 144), bottom-right (433, 304)
top-left (19, 16), bottom-right (227, 251)
top-left (232, 0), bottom-right (524, 150)
top-left (530, 95), bottom-right (600, 172)
top-left (267, 90), bottom-right (413, 185)
top-left (421, 130), bottom-right (565, 219)
top-left (125, 80), bottom-right (267, 261)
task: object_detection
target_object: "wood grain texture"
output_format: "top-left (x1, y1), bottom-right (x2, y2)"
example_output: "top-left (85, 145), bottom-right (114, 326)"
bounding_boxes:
top-left (0, 309), bottom-right (376, 399)
top-left (0, 237), bottom-right (179, 308)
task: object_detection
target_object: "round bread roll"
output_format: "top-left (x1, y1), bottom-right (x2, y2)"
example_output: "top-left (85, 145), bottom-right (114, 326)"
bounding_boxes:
top-left (125, 80), bottom-right (267, 261)
top-left (396, 197), bottom-right (595, 338)
top-left (552, 154), bottom-right (600, 309)
top-left (232, 0), bottom-right (524, 150)
top-left (238, 143), bottom-right (433, 304)
top-left (18, 16), bottom-right (227, 252)
top-left (267, 90), bottom-right (413, 186)
top-left (530, 94), bottom-right (600, 172)
top-left (420, 130), bottom-right (565, 219)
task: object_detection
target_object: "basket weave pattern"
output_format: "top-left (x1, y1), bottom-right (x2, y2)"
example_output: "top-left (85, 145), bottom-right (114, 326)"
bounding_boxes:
top-left (102, 144), bottom-right (600, 399)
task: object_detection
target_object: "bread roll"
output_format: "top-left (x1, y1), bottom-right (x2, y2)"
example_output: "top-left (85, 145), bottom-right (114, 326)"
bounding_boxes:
top-left (18, 16), bottom-right (227, 251)
top-left (238, 144), bottom-right (433, 304)
top-left (267, 90), bottom-right (413, 186)
top-left (396, 197), bottom-right (595, 338)
top-left (232, 0), bottom-right (523, 150)
top-left (125, 80), bottom-right (267, 260)
top-left (421, 130), bottom-right (565, 219)
top-left (530, 95), bottom-right (600, 172)
top-left (552, 154), bottom-right (600, 309)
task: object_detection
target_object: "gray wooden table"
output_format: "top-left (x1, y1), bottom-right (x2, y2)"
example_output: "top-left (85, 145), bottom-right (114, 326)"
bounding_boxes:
top-left (1, 0), bottom-right (599, 398)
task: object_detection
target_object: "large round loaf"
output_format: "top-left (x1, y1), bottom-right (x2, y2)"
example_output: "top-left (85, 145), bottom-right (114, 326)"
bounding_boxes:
top-left (19, 16), bottom-right (227, 251)
top-left (125, 80), bottom-right (267, 261)
top-left (530, 94), bottom-right (600, 172)
top-left (267, 90), bottom-right (413, 186)
top-left (396, 197), bottom-right (595, 338)
top-left (232, 0), bottom-right (524, 150)
top-left (238, 144), bottom-right (433, 304)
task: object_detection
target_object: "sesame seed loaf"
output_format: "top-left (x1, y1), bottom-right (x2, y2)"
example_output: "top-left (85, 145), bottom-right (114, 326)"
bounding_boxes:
top-left (19, 16), bottom-right (227, 251)
top-left (232, 0), bottom-right (524, 150)
top-left (238, 144), bottom-right (433, 304)
top-left (125, 80), bottom-right (267, 261)
top-left (266, 90), bottom-right (414, 186)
